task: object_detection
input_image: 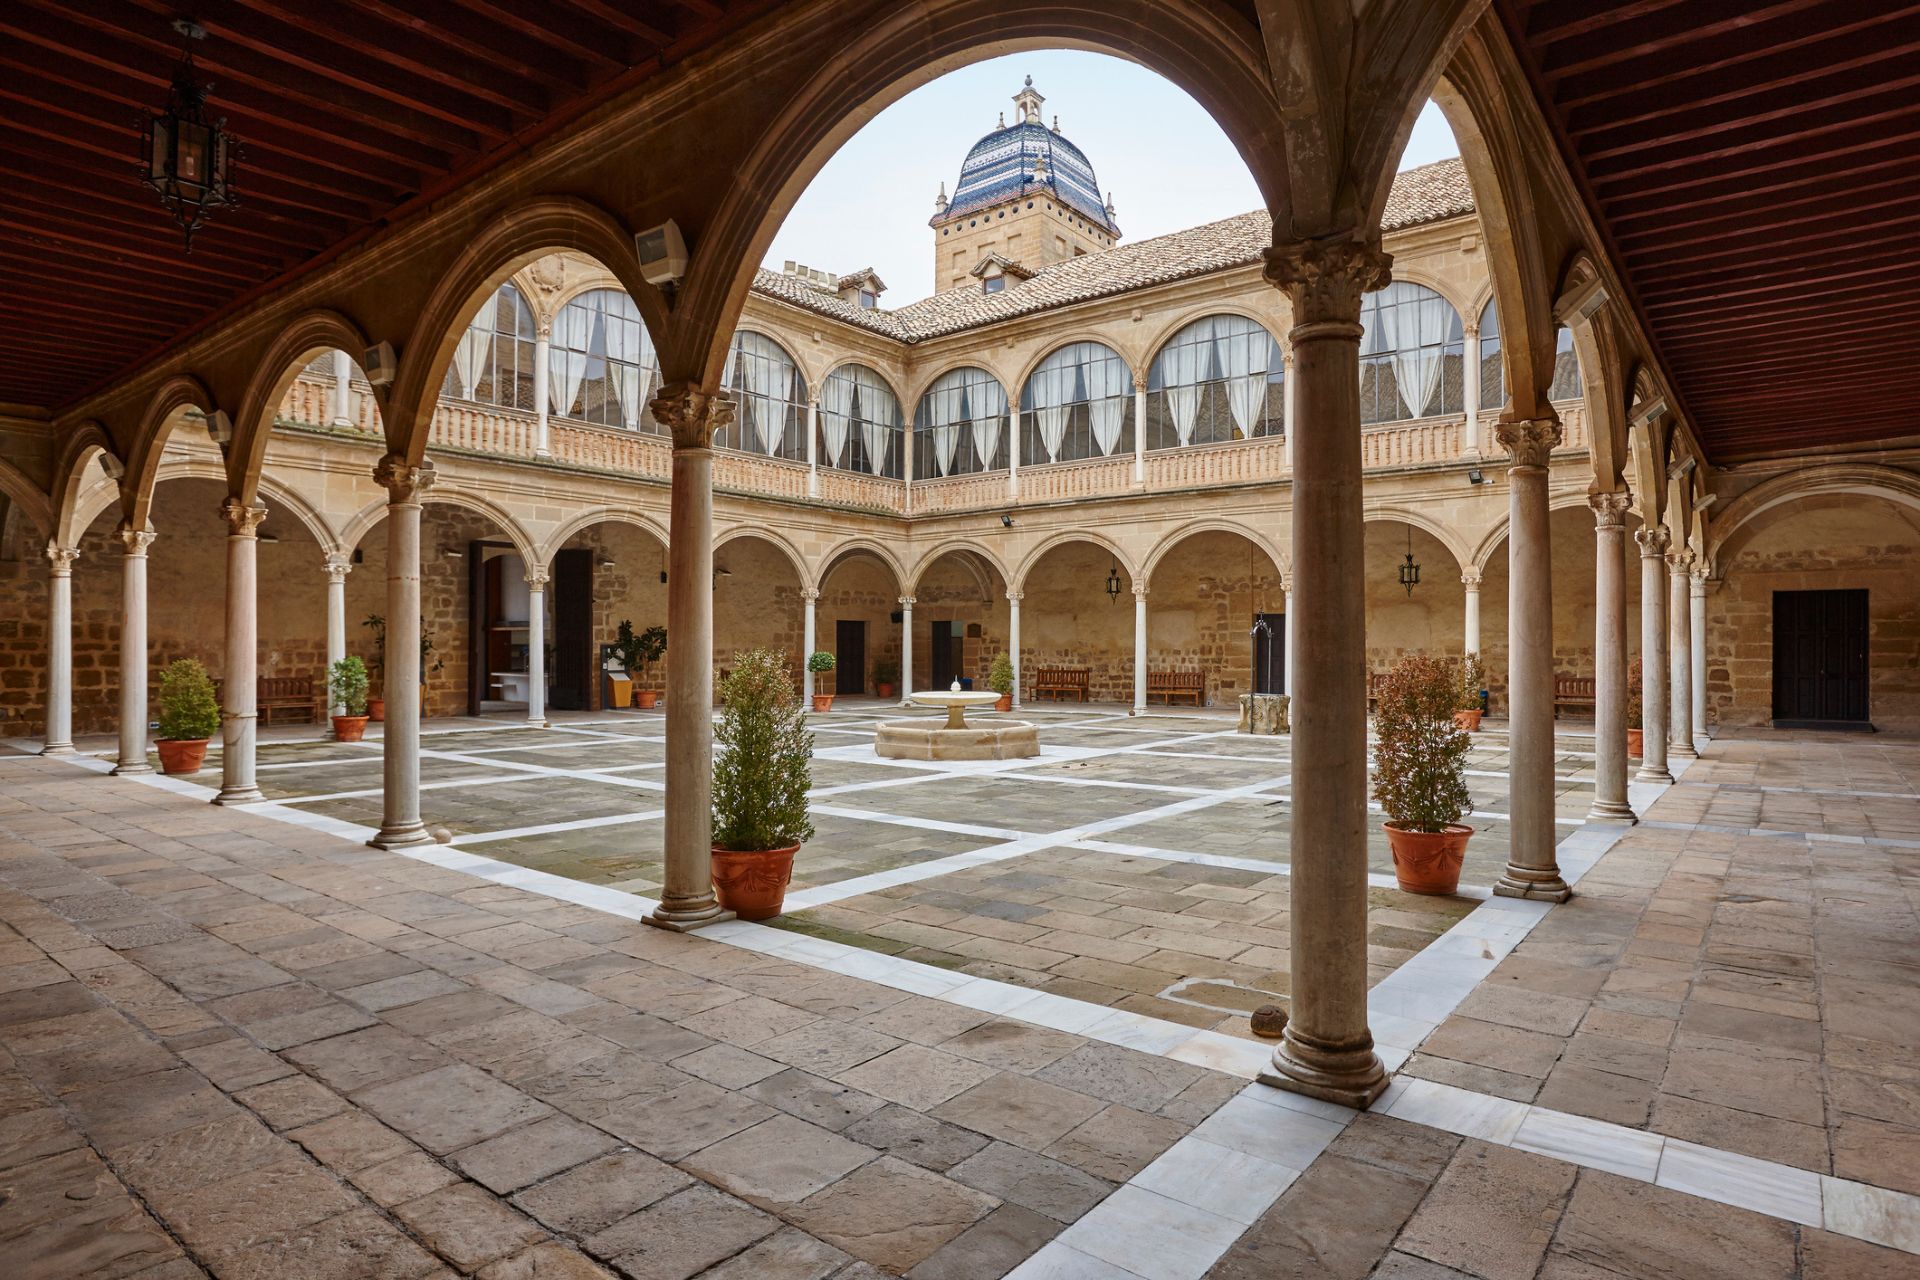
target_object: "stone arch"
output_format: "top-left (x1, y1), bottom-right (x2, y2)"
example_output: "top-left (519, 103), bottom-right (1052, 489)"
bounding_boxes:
top-left (1138, 307), bottom-right (1287, 381)
top-left (0, 457), bottom-right (51, 540)
top-left (1012, 528), bottom-right (1139, 594)
top-left (1465, 491), bottom-right (1594, 575)
top-left (229, 309), bottom-right (377, 506)
top-left (122, 376), bottom-right (214, 532)
top-left (820, 359), bottom-right (909, 414)
top-left (142, 456), bottom-right (341, 555)
top-left (1707, 464), bottom-right (1920, 575)
top-left (907, 539), bottom-right (1012, 598)
top-left (902, 359), bottom-right (1016, 413)
top-left (538, 507), bottom-right (670, 567)
top-left (1010, 335), bottom-right (1135, 403)
top-left (340, 486), bottom-right (538, 567)
top-left (717, 524), bottom-right (814, 590)
top-left (51, 421), bottom-right (119, 545)
top-left (387, 196), bottom-right (670, 467)
top-left (1141, 518), bottom-right (1286, 583)
top-left (816, 535), bottom-right (908, 596)
top-left (1552, 252), bottom-right (1630, 493)
top-left (1363, 505), bottom-right (1473, 574)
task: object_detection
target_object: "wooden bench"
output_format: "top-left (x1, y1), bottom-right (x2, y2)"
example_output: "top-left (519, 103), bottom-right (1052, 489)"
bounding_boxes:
top-left (1554, 675), bottom-right (1596, 719)
top-left (1029, 666), bottom-right (1090, 702)
top-left (1147, 670), bottom-right (1207, 706)
top-left (259, 676), bottom-right (320, 725)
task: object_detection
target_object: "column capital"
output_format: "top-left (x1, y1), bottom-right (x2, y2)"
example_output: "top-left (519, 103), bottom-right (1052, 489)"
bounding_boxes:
top-left (45, 541), bottom-right (79, 573)
top-left (373, 453), bottom-right (435, 502)
top-left (1280, 573), bottom-right (1293, 594)
top-left (1463, 319), bottom-right (1480, 340)
top-left (650, 383), bottom-right (736, 450)
top-left (1005, 590), bottom-right (1024, 604)
top-left (1635, 525), bottom-right (1671, 557)
top-left (525, 569), bottom-right (550, 590)
top-left (1460, 569), bottom-right (1483, 589)
top-left (1666, 547), bottom-right (1697, 572)
top-left (1132, 582), bottom-right (1149, 600)
top-left (1131, 372), bottom-right (1149, 393)
top-left (323, 551), bottom-right (352, 583)
top-left (898, 595), bottom-right (916, 608)
top-left (220, 495), bottom-right (268, 538)
top-left (1263, 235), bottom-right (1392, 327)
top-left (1588, 490), bottom-right (1633, 528)
top-left (116, 524), bottom-right (157, 556)
top-left (1494, 415), bottom-right (1562, 469)
top-left (800, 586), bottom-right (820, 602)
top-left (1690, 566), bottom-right (1716, 589)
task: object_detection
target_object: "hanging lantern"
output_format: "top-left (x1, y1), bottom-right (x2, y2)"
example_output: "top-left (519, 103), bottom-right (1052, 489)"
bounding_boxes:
top-left (139, 20), bottom-right (239, 252)
top-left (1399, 526), bottom-right (1421, 596)
top-left (1106, 559), bottom-right (1123, 603)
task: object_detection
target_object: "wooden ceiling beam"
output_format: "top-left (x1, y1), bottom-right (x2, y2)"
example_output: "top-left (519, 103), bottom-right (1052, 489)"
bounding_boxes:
top-left (1539, 0), bottom-right (1831, 81)
top-left (342, 0), bottom-right (588, 96)
top-left (439, 0), bottom-right (628, 74)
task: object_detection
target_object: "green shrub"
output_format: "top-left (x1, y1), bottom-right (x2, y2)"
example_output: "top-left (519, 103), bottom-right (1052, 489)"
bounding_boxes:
top-left (329, 657), bottom-right (369, 716)
top-left (712, 649), bottom-right (815, 852)
top-left (1457, 653), bottom-right (1486, 712)
top-left (1372, 653), bottom-right (1473, 834)
top-left (156, 659), bottom-right (221, 742)
top-left (872, 658), bottom-right (900, 687)
top-left (636, 625), bottom-right (666, 675)
top-left (988, 651), bottom-right (1015, 696)
top-left (806, 651), bottom-right (836, 674)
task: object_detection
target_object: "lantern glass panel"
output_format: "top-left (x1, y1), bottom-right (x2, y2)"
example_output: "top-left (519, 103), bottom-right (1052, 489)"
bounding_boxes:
top-left (148, 118), bottom-right (171, 180)
top-left (178, 121), bottom-right (211, 187)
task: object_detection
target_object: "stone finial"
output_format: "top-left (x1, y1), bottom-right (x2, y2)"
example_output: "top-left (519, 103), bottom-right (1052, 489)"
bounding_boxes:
top-left (220, 495), bottom-right (268, 537)
top-left (934, 182), bottom-right (948, 213)
top-left (1588, 490), bottom-right (1633, 528)
top-left (373, 453), bottom-right (435, 502)
top-left (1635, 526), bottom-right (1672, 557)
top-left (116, 524), bottom-right (157, 556)
top-left (1494, 416), bottom-right (1562, 469)
top-left (649, 383), bottom-right (736, 451)
top-left (44, 542), bottom-right (79, 573)
top-left (323, 552), bottom-right (352, 584)
top-left (1262, 236), bottom-right (1393, 327)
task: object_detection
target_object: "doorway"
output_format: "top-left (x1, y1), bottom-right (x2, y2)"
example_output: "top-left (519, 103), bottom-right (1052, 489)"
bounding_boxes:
top-left (1252, 613), bottom-right (1286, 695)
top-left (1772, 589), bottom-right (1869, 727)
top-left (551, 548), bottom-right (594, 711)
top-left (835, 619), bottom-right (867, 695)
top-left (928, 619), bottom-right (965, 688)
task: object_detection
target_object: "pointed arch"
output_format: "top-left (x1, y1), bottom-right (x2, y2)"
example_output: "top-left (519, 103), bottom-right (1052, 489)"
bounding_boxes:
top-left (0, 457), bottom-right (53, 541)
top-left (1553, 252), bottom-right (1630, 494)
top-left (122, 376), bottom-right (214, 533)
top-left (230, 310), bottom-right (378, 507)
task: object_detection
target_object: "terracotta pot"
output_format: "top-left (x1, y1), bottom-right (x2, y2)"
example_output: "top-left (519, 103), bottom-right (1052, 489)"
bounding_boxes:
top-left (1453, 709), bottom-right (1482, 731)
top-left (368, 697), bottom-right (385, 722)
top-left (995, 693), bottom-right (1013, 712)
top-left (155, 738), bottom-right (208, 775)
top-left (1384, 821), bottom-right (1472, 896)
top-left (710, 843), bottom-right (799, 921)
top-left (332, 715), bottom-right (369, 743)
top-left (875, 683), bottom-right (896, 699)
top-left (636, 689), bottom-right (659, 710)
top-left (811, 694), bottom-right (835, 712)
top-left (1628, 728), bottom-right (1644, 758)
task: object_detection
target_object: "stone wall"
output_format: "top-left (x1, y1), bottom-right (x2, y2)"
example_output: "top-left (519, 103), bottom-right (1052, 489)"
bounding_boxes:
top-left (816, 555), bottom-right (904, 696)
top-left (1145, 531), bottom-right (1282, 705)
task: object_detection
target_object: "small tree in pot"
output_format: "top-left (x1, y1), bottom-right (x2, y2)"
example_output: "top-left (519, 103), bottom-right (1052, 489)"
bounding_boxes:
top-left (1454, 653), bottom-right (1486, 731)
top-left (988, 651), bottom-right (1015, 711)
top-left (363, 613), bottom-right (387, 720)
top-left (633, 625), bottom-right (666, 709)
top-left (872, 658), bottom-right (900, 699)
top-left (806, 651), bottom-right (836, 712)
top-left (610, 620), bottom-right (643, 708)
top-left (1373, 653), bottom-right (1475, 895)
top-left (710, 649), bottom-right (815, 919)
top-left (155, 658), bottom-right (221, 775)
top-left (1627, 657), bottom-right (1644, 758)
top-left (328, 656), bottom-right (371, 742)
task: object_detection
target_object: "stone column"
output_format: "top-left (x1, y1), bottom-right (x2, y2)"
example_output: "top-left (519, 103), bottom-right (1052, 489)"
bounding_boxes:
top-left (1007, 590), bottom-right (1023, 710)
top-left (802, 587), bottom-right (819, 704)
top-left (899, 596), bottom-right (915, 704)
top-left (1282, 577), bottom-right (1294, 697)
top-left (1461, 569), bottom-right (1482, 657)
top-left (1281, 349), bottom-right (1296, 469)
top-left (111, 527), bottom-right (157, 774)
top-left (1494, 418), bottom-right (1570, 902)
top-left (1668, 549), bottom-right (1697, 761)
top-left (646, 387), bottom-right (732, 931)
top-left (1587, 494), bottom-right (1635, 823)
top-left (1690, 569), bottom-right (1709, 751)
top-left (1008, 407), bottom-right (1020, 501)
top-left (331, 349), bottom-right (354, 427)
top-left (534, 324), bottom-right (552, 458)
top-left (370, 456), bottom-right (434, 846)
top-left (526, 569), bottom-right (548, 727)
top-left (1462, 320), bottom-right (1481, 458)
top-left (1132, 583), bottom-right (1148, 713)
top-left (324, 553), bottom-right (350, 724)
top-left (41, 543), bottom-right (78, 756)
top-left (1132, 374), bottom-right (1147, 485)
top-left (214, 498), bottom-right (268, 805)
top-left (1635, 527), bottom-right (1672, 783)
top-left (1258, 236), bottom-right (1391, 1109)
top-left (806, 394), bottom-right (820, 499)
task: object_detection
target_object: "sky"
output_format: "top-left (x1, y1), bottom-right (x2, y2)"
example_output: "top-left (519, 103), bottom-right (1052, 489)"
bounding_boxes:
top-left (765, 50), bottom-right (1460, 306)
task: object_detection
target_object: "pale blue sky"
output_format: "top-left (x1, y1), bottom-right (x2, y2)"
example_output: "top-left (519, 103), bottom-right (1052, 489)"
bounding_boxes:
top-left (766, 50), bottom-right (1459, 305)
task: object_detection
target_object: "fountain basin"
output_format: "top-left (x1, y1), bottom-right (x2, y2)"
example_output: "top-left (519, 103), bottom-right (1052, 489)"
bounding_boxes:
top-left (875, 717), bottom-right (1040, 760)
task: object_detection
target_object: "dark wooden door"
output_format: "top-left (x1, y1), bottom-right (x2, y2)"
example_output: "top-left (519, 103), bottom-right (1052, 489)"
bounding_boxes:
top-left (467, 542), bottom-right (488, 715)
top-left (552, 548), bottom-right (593, 711)
top-left (836, 620), bottom-right (866, 694)
top-left (1772, 589), bottom-right (1869, 724)
top-left (928, 620), bottom-right (964, 688)
top-left (1252, 613), bottom-right (1286, 695)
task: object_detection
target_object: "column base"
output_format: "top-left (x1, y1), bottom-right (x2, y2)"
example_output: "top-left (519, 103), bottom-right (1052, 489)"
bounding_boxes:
top-left (1258, 1025), bottom-right (1389, 1110)
top-left (1634, 765), bottom-right (1674, 784)
top-left (1584, 800), bottom-right (1638, 825)
top-left (1670, 745), bottom-right (1698, 761)
top-left (110, 760), bottom-right (154, 776)
top-left (1494, 868), bottom-right (1573, 902)
top-left (212, 786), bottom-right (266, 806)
top-left (644, 901), bottom-right (735, 933)
top-left (39, 744), bottom-right (77, 757)
top-left (367, 822), bottom-right (435, 849)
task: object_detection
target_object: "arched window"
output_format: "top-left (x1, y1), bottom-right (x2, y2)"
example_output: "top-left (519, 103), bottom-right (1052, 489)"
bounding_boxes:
top-left (821, 364), bottom-right (904, 478)
top-left (1359, 283), bottom-right (1464, 424)
top-left (1145, 315), bottom-right (1285, 448)
top-left (718, 331), bottom-right (807, 460)
top-left (1550, 326), bottom-right (1583, 401)
top-left (914, 367), bottom-right (1008, 480)
top-left (442, 283), bottom-right (536, 411)
top-left (1478, 299), bottom-right (1504, 411)
top-left (549, 289), bottom-right (660, 432)
top-left (1019, 341), bottom-right (1131, 465)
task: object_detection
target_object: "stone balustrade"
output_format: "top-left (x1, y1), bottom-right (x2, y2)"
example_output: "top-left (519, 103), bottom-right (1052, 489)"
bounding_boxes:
top-left (911, 471), bottom-right (1011, 514)
top-left (1144, 436), bottom-right (1288, 490)
top-left (1361, 416), bottom-right (1465, 469)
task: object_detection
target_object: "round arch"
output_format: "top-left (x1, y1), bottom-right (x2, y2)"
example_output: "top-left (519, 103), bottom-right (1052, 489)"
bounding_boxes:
top-left (1138, 307), bottom-right (1287, 377)
top-left (79, 457), bottom-right (342, 554)
top-left (0, 457), bottom-right (52, 541)
top-left (816, 534), bottom-right (908, 594)
top-left (820, 359), bottom-right (909, 412)
top-left (1012, 528), bottom-right (1140, 593)
top-left (538, 507), bottom-right (670, 567)
top-left (1141, 518), bottom-right (1286, 583)
top-left (51, 421), bottom-right (119, 545)
top-left (1363, 505), bottom-right (1473, 573)
top-left (230, 309), bottom-right (377, 507)
top-left (339, 487), bottom-right (539, 566)
top-left (1464, 490), bottom-right (1597, 574)
top-left (122, 376), bottom-right (214, 532)
top-left (902, 359), bottom-right (1016, 412)
top-left (1010, 335), bottom-right (1135, 402)
top-left (907, 539), bottom-right (1012, 597)
top-left (1707, 465), bottom-right (1920, 575)
top-left (716, 524), bottom-right (814, 589)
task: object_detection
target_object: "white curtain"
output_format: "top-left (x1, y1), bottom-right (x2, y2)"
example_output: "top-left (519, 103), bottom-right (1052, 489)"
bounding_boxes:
top-left (820, 371), bottom-right (854, 468)
top-left (741, 339), bottom-right (788, 454)
top-left (971, 381), bottom-right (1006, 468)
top-left (1164, 320), bottom-right (1210, 445)
top-left (1030, 358), bottom-right (1072, 463)
top-left (548, 304), bottom-right (592, 418)
top-left (1381, 289), bottom-right (1452, 419)
top-left (450, 311), bottom-right (489, 399)
top-left (1085, 351), bottom-right (1127, 456)
top-left (924, 377), bottom-right (960, 476)
top-left (1220, 322), bottom-right (1270, 438)
top-left (599, 304), bottom-right (642, 429)
top-left (856, 369), bottom-right (892, 472)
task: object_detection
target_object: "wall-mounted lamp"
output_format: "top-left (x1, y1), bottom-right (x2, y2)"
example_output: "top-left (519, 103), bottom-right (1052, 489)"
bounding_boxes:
top-left (1467, 468), bottom-right (1486, 485)
top-left (1001, 514), bottom-right (1015, 528)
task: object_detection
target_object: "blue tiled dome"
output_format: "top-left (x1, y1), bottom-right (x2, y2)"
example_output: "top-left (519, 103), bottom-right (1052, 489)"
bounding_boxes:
top-left (934, 81), bottom-right (1118, 236)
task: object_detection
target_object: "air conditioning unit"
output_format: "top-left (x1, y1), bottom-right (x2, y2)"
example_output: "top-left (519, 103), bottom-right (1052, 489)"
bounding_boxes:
top-left (98, 453), bottom-right (126, 480)
top-left (635, 220), bottom-right (688, 288)
top-left (362, 341), bottom-right (397, 387)
top-left (204, 410), bottom-right (233, 446)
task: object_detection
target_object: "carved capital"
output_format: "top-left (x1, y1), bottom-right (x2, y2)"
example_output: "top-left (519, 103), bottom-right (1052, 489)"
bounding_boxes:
top-left (45, 542), bottom-right (79, 573)
top-left (1460, 569), bottom-right (1483, 589)
top-left (898, 595), bottom-right (916, 609)
top-left (1132, 583), bottom-right (1149, 600)
top-left (1463, 319), bottom-right (1480, 340)
top-left (1666, 547), bottom-right (1697, 572)
top-left (524, 569), bottom-right (550, 590)
top-left (116, 524), bottom-right (157, 557)
top-left (323, 552), bottom-right (352, 584)
top-left (1495, 416), bottom-right (1562, 468)
top-left (1131, 373), bottom-right (1148, 394)
top-left (1006, 590), bottom-right (1024, 604)
top-left (1635, 526), bottom-right (1671, 557)
top-left (800, 586), bottom-right (820, 602)
top-left (1263, 236), bottom-right (1393, 327)
top-left (650, 383), bottom-right (736, 451)
top-left (220, 496), bottom-right (268, 538)
top-left (373, 452), bottom-right (435, 502)
top-left (1588, 490), bottom-right (1633, 529)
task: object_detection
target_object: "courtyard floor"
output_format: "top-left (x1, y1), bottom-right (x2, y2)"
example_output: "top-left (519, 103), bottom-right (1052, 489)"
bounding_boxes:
top-left (1, 707), bottom-right (1916, 1278)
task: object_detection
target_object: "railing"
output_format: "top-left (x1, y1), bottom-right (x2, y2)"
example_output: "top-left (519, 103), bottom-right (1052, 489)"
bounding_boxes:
top-left (819, 468), bottom-right (907, 510)
top-left (1554, 403), bottom-right (1587, 453)
top-left (1361, 415), bottom-right (1464, 469)
top-left (713, 451), bottom-right (810, 502)
top-left (912, 471), bottom-right (1010, 514)
top-left (1145, 436), bottom-right (1287, 490)
top-left (1014, 454), bottom-right (1136, 505)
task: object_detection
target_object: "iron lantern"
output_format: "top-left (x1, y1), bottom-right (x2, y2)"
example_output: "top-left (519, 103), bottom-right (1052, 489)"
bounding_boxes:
top-left (140, 20), bottom-right (238, 252)
top-left (1106, 559), bottom-right (1123, 603)
top-left (1399, 526), bottom-right (1420, 596)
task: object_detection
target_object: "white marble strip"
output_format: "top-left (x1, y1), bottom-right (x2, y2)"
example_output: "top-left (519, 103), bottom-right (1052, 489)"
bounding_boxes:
top-left (450, 808), bottom-right (666, 847)
top-left (260, 773), bottom-right (521, 806)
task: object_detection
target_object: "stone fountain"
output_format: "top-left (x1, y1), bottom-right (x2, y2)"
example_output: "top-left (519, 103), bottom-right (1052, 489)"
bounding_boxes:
top-left (874, 681), bottom-right (1041, 760)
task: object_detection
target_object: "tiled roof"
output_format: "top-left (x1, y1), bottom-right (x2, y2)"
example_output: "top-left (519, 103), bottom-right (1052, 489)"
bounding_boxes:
top-left (750, 158), bottom-right (1474, 345)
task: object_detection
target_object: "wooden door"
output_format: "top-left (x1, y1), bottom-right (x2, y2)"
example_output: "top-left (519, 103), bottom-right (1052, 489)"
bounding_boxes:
top-left (929, 620), bottom-right (963, 688)
top-left (552, 548), bottom-right (593, 711)
top-left (1772, 589), bottom-right (1869, 724)
top-left (836, 620), bottom-right (866, 695)
top-left (1251, 613), bottom-right (1286, 695)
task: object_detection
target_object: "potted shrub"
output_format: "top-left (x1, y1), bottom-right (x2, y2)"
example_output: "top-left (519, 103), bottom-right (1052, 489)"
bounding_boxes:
top-left (1627, 657), bottom-right (1644, 758)
top-left (634, 625), bottom-right (666, 709)
top-left (328, 656), bottom-right (371, 742)
top-left (710, 648), bottom-right (815, 920)
top-left (363, 613), bottom-right (386, 721)
top-left (1454, 653), bottom-right (1485, 731)
top-left (1373, 653), bottom-right (1475, 895)
top-left (155, 658), bottom-right (221, 775)
top-left (988, 651), bottom-right (1015, 712)
top-left (807, 651), bottom-right (836, 712)
top-left (872, 658), bottom-right (900, 700)
top-left (610, 620), bottom-right (643, 708)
